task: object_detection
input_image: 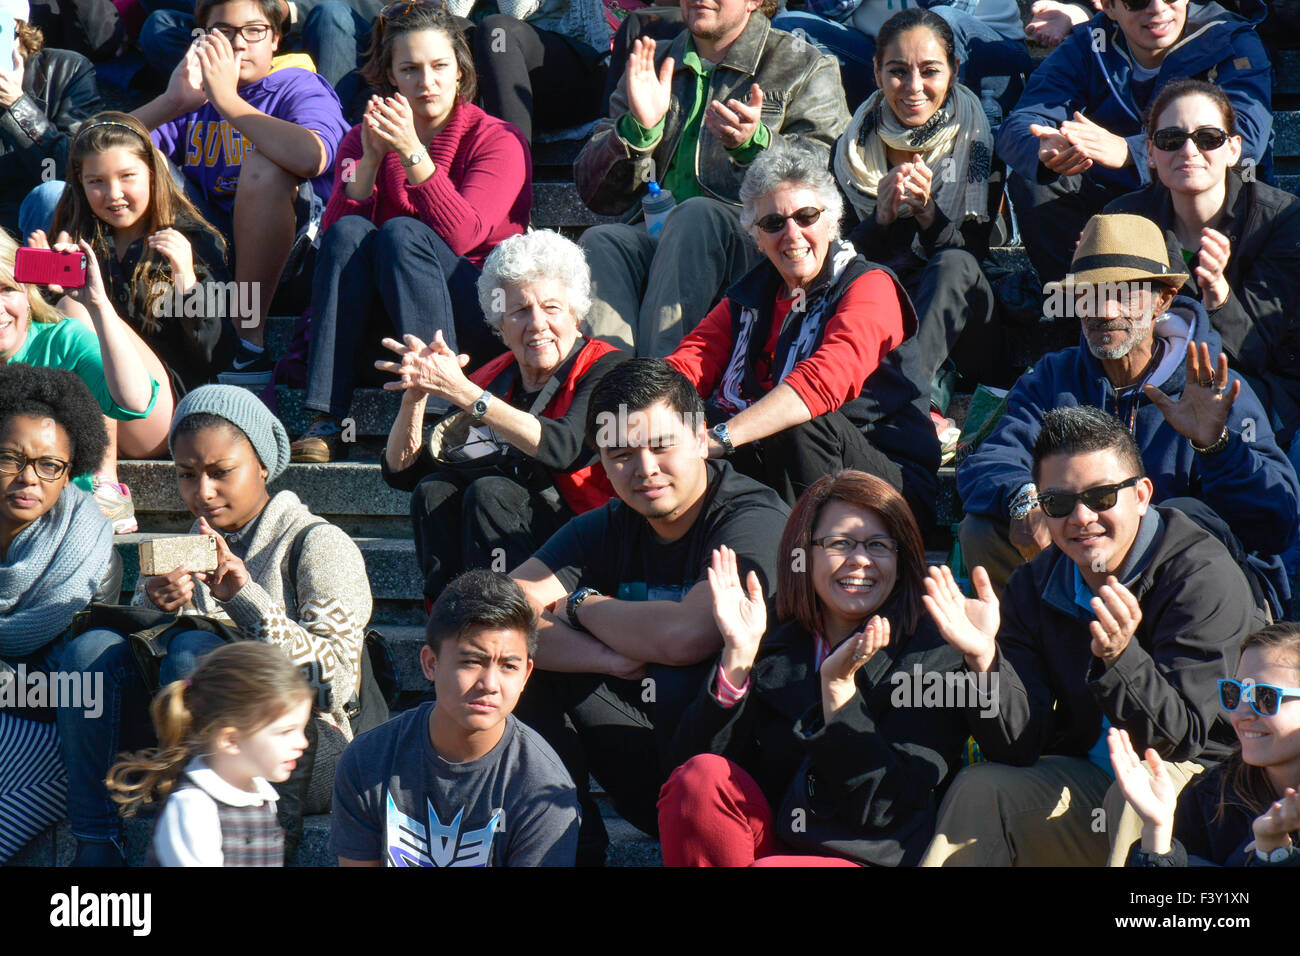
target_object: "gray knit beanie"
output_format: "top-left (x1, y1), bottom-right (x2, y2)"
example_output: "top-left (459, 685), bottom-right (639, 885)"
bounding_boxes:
top-left (168, 385), bottom-right (291, 481)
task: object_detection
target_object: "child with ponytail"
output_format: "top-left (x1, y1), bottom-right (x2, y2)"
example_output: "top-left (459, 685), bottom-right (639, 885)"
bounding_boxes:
top-left (106, 642), bottom-right (312, 867)
top-left (1112, 622), bottom-right (1300, 867)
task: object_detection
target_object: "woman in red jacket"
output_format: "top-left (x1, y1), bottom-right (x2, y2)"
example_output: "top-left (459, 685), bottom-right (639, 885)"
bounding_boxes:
top-left (292, 2), bottom-right (532, 462)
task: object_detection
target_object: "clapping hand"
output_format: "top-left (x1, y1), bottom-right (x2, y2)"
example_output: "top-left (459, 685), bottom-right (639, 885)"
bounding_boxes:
top-left (376, 331), bottom-right (475, 406)
top-left (1143, 341), bottom-right (1240, 449)
top-left (165, 41), bottom-right (209, 114)
top-left (1058, 111), bottom-right (1130, 170)
top-left (365, 93), bottom-right (423, 160)
top-left (820, 616), bottom-right (889, 721)
top-left (625, 37), bottom-right (673, 131)
top-left (1088, 576), bottom-right (1142, 667)
top-left (1195, 228), bottom-right (1232, 311)
top-left (922, 564), bottom-right (999, 672)
top-left (708, 545), bottom-right (766, 690)
top-left (195, 30), bottom-right (242, 110)
top-left (1108, 727), bottom-right (1177, 855)
top-left (704, 83), bottom-right (763, 151)
top-left (1251, 788), bottom-right (1300, 854)
top-left (1030, 123), bottom-right (1092, 176)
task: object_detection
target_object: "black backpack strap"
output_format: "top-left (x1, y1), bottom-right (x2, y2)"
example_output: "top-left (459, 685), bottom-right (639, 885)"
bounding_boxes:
top-left (286, 519), bottom-right (331, 589)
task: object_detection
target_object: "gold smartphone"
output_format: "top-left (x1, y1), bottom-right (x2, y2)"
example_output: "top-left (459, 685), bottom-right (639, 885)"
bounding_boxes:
top-left (138, 534), bottom-right (219, 577)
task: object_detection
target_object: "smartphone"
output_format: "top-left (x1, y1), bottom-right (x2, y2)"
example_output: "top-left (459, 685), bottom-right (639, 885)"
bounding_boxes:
top-left (138, 535), bottom-right (219, 577)
top-left (14, 248), bottom-right (87, 288)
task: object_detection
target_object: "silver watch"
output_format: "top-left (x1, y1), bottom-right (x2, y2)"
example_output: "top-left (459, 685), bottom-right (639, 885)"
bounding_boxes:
top-left (470, 390), bottom-right (492, 421)
top-left (401, 148), bottom-right (428, 169)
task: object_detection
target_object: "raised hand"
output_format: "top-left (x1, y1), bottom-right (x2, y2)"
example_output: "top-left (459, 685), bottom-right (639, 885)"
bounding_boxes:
top-left (1108, 727), bottom-right (1177, 854)
top-left (1251, 788), bottom-right (1300, 853)
top-left (1030, 123), bottom-right (1092, 176)
top-left (1059, 111), bottom-right (1130, 170)
top-left (820, 616), bottom-right (889, 721)
top-left (148, 227), bottom-right (197, 292)
top-left (708, 545), bottom-right (766, 689)
top-left (624, 37), bottom-right (674, 131)
top-left (1024, 0), bottom-right (1092, 47)
top-left (901, 154), bottom-right (936, 226)
top-left (191, 517), bottom-right (249, 601)
top-left (165, 41), bottom-right (209, 114)
top-left (1195, 227), bottom-right (1232, 311)
top-left (922, 564), bottom-right (999, 672)
top-left (367, 93), bottom-right (423, 160)
top-left (360, 96), bottom-right (391, 162)
top-left (1143, 341), bottom-right (1240, 449)
top-left (194, 30), bottom-right (241, 110)
top-left (48, 235), bottom-right (109, 311)
top-left (1089, 576), bottom-right (1142, 666)
top-left (704, 83), bottom-right (763, 151)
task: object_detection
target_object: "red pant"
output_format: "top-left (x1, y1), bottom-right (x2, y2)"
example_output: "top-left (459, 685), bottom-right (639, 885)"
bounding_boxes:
top-left (657, 754), bottom-right (859, 867)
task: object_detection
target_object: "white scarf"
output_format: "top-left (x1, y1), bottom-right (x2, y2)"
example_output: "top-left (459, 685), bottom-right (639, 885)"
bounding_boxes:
top-left (834, 83), bottom-right (993, 234)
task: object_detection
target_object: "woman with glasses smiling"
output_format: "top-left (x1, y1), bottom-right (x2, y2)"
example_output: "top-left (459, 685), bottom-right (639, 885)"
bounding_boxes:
top-left (667, 139), bottom-right (940, 527)
top-left (1114, 622), bottom-right (1300, 867)
top-left (0, 364), bottom-right (118, 864)
top-left (1105, 79), bottom-right (1300, 460)
top-left (658, 470), bottom-right (969, 866)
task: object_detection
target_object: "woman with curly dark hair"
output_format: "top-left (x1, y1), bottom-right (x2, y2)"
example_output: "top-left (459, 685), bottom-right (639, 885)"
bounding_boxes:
top-left (0, 362), bottom-right (117, 864)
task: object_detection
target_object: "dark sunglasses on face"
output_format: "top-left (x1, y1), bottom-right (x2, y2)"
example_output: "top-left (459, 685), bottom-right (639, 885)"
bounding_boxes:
top-left (1218, 678), bottom-right (1300, 718)
top-left (1151, 126), bottom-right (1229, 153)
top-left (1036, 475), bottom-right (1141, 519)
top-left (755, 207), bottom-right (822, 234)
top-left (1117, 0), bottom-right (1183, 11)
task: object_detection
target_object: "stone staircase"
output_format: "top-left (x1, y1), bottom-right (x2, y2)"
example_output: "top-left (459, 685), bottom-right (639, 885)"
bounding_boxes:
top-left (13, 33), bottom-right (1300, 867)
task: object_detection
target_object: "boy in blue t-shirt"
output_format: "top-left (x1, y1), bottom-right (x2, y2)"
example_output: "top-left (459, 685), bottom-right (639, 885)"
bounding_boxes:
top-left (132, 0), bottom-right (350, 386)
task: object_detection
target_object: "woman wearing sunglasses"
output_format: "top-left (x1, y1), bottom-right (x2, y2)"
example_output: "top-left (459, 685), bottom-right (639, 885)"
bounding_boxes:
top-left (291, 2), bottom-right (531, 462)
top-left (833, 9), bottom-right (1009, 395)
top-left (1112, 621), bottom-right (1300, 867)
top-left (1104, 79), bottom-right (1300, 455)
top-left (658, 470), bottom-right (968, 866)
top-left (666, 139), bottom-right (939, 523)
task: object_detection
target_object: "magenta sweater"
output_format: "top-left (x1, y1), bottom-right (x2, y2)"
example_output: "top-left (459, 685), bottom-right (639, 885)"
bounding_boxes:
top-left (321, 102), bottom-right (532, 267)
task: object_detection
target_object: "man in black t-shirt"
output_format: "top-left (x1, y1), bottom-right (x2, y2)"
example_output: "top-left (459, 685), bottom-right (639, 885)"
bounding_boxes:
top-left (511, 359), bottom-right (790, 863)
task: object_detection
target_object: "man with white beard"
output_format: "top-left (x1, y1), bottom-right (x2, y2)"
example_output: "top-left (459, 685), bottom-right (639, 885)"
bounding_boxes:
top-left (955, 212), bottom-right (1299, 617)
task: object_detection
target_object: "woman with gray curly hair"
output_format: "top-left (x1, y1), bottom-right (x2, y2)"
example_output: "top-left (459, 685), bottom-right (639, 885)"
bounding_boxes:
top-left (377, 229), bottom-right (626, 604)
top-left (667, 140), bottom-right (941, 526)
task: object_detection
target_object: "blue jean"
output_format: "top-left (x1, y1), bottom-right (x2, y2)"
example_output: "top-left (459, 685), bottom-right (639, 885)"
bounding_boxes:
top-left (305, 215), bottom-right (491, 419)
top-left (18, 180), bottom-right (67, 242)
top-left (139, 9), bottom-right (195, 78)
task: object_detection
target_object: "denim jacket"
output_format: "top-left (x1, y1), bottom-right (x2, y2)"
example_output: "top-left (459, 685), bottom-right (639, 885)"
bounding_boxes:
top-left (574, 13), bottom-right (849, 217)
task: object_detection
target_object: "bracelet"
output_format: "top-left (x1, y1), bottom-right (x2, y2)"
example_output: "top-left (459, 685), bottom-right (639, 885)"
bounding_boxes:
top-left (1009, 482), bottom-right (1039, 521)
top-left (1191, 427), bottom-right (1230, 456)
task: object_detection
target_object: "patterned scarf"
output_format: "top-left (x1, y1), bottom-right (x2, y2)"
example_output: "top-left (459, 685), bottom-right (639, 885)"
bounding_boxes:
top-left (834, 83), bottom-right (993, 237)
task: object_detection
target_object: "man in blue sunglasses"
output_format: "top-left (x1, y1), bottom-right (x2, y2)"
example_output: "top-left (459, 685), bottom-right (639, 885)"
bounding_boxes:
top-left (921, 403), bottom-right (1265, 866)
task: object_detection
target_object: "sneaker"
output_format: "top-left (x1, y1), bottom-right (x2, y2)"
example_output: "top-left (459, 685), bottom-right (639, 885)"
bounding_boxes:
top-left (290, 415), bottom-right (348, 463)
top-left (217, 339), bottom-right (275, 387)
top-left (93, 477), bottom-right (138, 534)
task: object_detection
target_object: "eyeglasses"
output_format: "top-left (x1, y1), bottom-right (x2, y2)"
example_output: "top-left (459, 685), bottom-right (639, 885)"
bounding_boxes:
top-left (1151, 126), bottom-right (1229, 153)
top-left (812, 535), bottom-right (898, 558)
top-left (0, 452), bottom-right (70, 482)
top-left (209, 22), bottom-right (273, 43)
top-left (1116, 0), bottom-right (1184, 12)
top-left (755, 207), bottom-right (822, 234)
top-left (1035, 476), bottom-right (1141, 519)
top-left (1218, 678), bottom-right (1300, 718)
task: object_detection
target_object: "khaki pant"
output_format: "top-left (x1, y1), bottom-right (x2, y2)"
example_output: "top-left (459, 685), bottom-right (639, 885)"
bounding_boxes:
top-left (921, 756), bottom-right (1203, 866)
top-left (957, 512), bottom-right (1024, 597)
top-left (578, 196), bottom-right (762, 357)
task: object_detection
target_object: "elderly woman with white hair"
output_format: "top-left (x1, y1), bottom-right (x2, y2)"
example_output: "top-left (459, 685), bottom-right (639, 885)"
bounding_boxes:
top-left (666, 141), bottom-right (940, 526)
top-left (378, 229), bottom-right (626, 604)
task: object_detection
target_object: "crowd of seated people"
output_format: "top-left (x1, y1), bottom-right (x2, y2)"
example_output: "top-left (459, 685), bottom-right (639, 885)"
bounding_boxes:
top-left (2, 0), bottom-right (1300, 870)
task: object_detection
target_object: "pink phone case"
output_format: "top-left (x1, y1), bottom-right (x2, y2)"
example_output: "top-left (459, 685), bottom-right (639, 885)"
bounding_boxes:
top-left (14, 248), bottom-right (87, 287)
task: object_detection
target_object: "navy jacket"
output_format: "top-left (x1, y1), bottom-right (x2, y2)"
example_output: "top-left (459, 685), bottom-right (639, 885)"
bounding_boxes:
top-left (998, 2), bottom-right (1273, 191)
top-left (957, 295), bottom-right (1300, 562)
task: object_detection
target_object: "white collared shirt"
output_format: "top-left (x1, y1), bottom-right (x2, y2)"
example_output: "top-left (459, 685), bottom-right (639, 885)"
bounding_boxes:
top-left (153, 756), bottom-right (279, 867)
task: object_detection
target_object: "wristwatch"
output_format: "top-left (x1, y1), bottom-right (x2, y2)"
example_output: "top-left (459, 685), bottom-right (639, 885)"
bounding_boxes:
top-left (711, 422), bottom-right (735, 458)
top-left (1255, 843), bottom-right (1297, 864)
top-left (469, 390), bottom-right (492, 422)
top-left (1009, 482), bottom-right (1039, 521)
top-left (401, 148), bottom-right (428, 169)
top-left (566, 587), bottom-right (600, 633)
top-left (1192, 426), bottom-right (1230, 456)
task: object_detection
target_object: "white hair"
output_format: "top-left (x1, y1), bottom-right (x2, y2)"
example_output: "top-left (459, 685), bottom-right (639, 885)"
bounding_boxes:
top-left (738, 140), bottom-right (843, 241)
top-left (476, 229), bottom-right (593, 330)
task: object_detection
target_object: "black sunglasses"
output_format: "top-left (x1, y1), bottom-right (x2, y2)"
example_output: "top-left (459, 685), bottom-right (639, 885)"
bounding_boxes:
top-left (1036, 476), bottom-right (1141, 519)
top-left (1151, 126), bottom-right (1229, 153)
top-left (755, 207), bottom-right (822, 234)
top-left (1116, 0), bottom-right (1183, 11)
top-left (1218, 678), bottom-right (1300, 718)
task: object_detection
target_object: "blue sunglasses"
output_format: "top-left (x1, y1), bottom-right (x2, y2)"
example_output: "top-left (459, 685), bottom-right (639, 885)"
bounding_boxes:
top-left (1218, 678), bottom-right (1300, 718)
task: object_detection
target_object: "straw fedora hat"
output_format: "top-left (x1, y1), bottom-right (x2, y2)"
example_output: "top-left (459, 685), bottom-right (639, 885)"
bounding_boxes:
top-left (1064, 213), bottom-right (1189, 288)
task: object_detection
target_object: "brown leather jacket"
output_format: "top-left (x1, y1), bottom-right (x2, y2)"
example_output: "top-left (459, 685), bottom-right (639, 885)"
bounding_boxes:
top-left (575, 13), bottom-right (849, 217)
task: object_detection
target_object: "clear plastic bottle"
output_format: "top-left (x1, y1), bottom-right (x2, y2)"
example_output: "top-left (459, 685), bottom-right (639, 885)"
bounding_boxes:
top-left (980, 87), bottom-right (1002, 131)
top-left (642, 180), bottom-right (676, 241)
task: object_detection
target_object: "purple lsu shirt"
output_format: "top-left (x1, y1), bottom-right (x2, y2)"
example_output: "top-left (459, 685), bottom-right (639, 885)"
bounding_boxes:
top-left (151, 67), bottom-right (351, 214)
